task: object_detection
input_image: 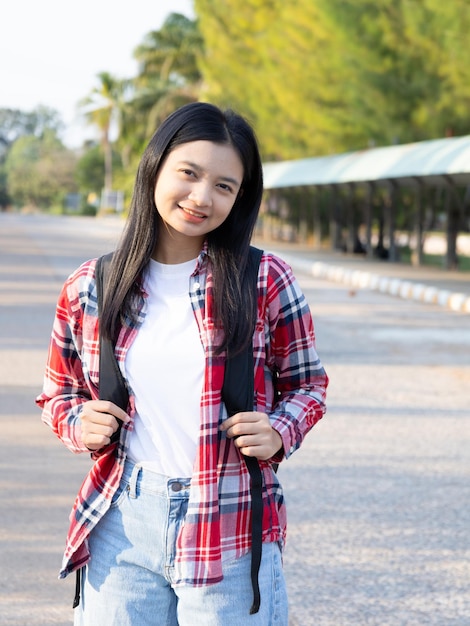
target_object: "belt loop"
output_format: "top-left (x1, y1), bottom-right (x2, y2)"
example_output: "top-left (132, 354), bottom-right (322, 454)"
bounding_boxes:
top-left (129, 463), bottom-right (141, 499)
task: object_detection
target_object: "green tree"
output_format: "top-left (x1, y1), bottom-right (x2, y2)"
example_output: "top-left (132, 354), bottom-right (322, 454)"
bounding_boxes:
top-left (0, 166), bottom-right (9, 209)
top-left (81, 72), bottom-right (126, 192)
top-left (0, 106), bottom-right (64, 208)
top-left (75, 143), bottom-right (122, 207)
top-left (128, 13), bottom-right (203, 151)
top-left (323, 0), bottom-right (470, 144)
top-left (75, 145), bottom-right (105, 197)
top-left (5, 130), bottom-right (77, 209)
top-left (417, 0), bottom-right (470, 137)
top-left (0, 105), bottom-right (63, 147)
top-left (195, 0), bottom-right (360, 159)
top-left (195, 0), bottom-right (470, 159)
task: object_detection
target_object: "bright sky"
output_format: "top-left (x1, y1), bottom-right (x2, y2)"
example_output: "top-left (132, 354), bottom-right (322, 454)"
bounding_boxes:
top-left (1, 0), bottom-right (194, 147)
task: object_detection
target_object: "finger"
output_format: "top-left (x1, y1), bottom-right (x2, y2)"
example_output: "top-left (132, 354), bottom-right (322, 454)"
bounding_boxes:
top-left (230, 418), bottom-right (274, 440)
top-left (220, 411), bottom-right (264, 432)
top-left (83, 433), bottom-right (112, 451)
top-left (233, 428), bottom-right (283, 461)
top-left (81, 411), bottom-right (120, 436)
top-left (87, 400), bottom-right (130, 423)
top-left (81, 401), bottom-right (129, 428)
top-left (237, 442), bottom-right (271, 461)
top-left (225, 422), bottom-right (260, 439)
top-left (81, 416), bottom-right (119, 451)
top-left (82, 420), bottom-right (116, 439)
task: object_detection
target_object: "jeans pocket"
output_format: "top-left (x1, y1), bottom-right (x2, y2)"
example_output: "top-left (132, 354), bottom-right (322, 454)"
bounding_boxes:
top-left (109, 480), bottom-right (130, 509)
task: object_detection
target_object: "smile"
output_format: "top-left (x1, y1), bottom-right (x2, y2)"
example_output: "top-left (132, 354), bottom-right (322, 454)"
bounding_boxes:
top-left (179, 206), bottom-right (207, 219)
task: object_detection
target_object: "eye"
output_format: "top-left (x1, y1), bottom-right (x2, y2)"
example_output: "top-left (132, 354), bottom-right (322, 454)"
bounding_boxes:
top-left (217, 182), bottom-right (234, 193)
top-left (180, 168), bottom-right (196, 178)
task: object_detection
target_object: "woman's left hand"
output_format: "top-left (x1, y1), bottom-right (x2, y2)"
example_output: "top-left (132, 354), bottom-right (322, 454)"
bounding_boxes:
top-left (220, 411), bottom-right (283, 461)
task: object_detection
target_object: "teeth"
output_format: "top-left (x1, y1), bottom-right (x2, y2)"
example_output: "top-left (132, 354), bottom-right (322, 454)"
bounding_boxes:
top-left (182, 207), bottom-right (205, 218)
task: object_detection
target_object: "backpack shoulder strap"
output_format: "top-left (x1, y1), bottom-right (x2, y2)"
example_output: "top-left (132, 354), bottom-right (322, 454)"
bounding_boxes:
top-left (221, 245), bottom-right (264, 615)
top-left (95, 253), bottom-right (129, 415)
top-left (221, 246), bottom-right (263, 416)
top-left (74, 253), bottom-right (127, 610)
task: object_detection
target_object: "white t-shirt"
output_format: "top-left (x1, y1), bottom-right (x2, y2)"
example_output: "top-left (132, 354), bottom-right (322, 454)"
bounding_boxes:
top-left (125, 258), bottom-right (204, 477)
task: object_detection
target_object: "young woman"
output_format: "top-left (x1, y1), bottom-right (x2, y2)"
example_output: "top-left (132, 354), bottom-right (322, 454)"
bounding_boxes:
top-left (37, 102), bottom-right (328, 626)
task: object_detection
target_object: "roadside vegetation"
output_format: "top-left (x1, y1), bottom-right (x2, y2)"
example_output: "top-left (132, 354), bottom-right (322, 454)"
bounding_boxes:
top-left (1, 2), bottom-right (469, 269)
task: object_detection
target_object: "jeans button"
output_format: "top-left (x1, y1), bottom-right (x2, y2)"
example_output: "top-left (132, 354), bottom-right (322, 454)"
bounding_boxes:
top-left (171, 481), bottom-right (183, 492)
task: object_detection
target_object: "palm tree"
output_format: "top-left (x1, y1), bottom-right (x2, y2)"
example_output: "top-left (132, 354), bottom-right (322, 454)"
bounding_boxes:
top-left (130, 13), bottom-right (203, 141)
top-left (80, 72), bottom-right (126, 192)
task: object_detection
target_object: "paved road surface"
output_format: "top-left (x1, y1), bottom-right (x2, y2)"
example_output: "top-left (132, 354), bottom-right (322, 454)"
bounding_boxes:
top-left (1, 214), bottom-right (469, 625)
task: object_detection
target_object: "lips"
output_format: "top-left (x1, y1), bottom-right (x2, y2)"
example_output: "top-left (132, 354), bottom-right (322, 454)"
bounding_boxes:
top-left (179, 205), bottom-right (207, 219)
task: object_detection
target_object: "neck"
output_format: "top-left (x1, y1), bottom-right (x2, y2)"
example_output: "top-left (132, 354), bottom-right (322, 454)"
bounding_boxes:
top-left (153, 233), bottom-right (204, 264)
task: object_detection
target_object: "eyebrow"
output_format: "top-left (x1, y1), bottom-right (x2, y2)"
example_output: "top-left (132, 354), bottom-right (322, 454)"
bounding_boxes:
top-left (179, 160), bottom-right (241, 187)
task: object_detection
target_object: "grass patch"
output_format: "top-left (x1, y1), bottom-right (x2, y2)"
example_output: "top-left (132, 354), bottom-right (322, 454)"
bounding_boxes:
top-left (399, 247), bottom-right (470, 271)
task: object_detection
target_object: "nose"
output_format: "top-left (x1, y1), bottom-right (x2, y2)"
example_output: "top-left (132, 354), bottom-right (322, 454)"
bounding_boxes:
top-left (188, 181), bottom-right (212, 207)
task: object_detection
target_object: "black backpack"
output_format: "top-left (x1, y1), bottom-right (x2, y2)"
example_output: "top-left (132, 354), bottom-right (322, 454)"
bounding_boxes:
top-left (93, 246), bottom-right (265, 615)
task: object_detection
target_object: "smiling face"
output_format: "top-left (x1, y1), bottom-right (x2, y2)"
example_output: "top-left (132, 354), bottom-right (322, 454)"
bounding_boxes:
top-left (153, 140), bottom-right (244, 263)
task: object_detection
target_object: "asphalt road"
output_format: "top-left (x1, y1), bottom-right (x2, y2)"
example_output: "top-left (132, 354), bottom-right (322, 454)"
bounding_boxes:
top-left (1, 213), bottom-right (469, 625)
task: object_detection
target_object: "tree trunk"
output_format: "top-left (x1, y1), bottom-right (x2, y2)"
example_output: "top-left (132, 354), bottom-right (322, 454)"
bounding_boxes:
top-left (411, 182), bottom-right (424, 266)
top-left (445, 185), bottom-right (459, 270)
top-left (103, 133), bottom-right (113, 193)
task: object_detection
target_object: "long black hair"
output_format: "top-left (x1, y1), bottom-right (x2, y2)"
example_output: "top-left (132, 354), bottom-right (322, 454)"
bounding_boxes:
top-left (100, 102), bottom-right (264, 355)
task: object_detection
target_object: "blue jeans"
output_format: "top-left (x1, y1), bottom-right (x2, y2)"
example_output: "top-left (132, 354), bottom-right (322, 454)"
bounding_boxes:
top-left (74, 460), bottom-right (288, 626)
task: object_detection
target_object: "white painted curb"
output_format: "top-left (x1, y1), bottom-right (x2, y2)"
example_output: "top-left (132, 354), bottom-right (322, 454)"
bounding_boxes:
top-left (280, 254), bottom-right (470, 315)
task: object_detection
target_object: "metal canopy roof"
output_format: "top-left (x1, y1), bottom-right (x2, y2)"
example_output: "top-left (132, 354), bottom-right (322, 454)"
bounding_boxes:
top-left (263, 134), bottom-right (470, 190)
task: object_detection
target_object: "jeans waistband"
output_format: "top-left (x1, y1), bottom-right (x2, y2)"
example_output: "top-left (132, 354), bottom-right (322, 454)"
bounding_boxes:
top-left (121, 458), bottom-right (191, 499)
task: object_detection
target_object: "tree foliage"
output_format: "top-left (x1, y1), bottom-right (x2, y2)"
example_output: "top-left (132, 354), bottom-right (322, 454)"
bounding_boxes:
top-left (80, 72), bottom-right (128, 191)
top-left (5, 130), bottom-right (77, 209)
top-left (5, 5), bottom-right (470, 218)
top-left (75, 145), bottom-right (106, 196)
top-left (124, 13), bottom-right (203, 156)
top-left (195, 0), bottom-right (470, 158)
top-left (0, 106), bottom-right (63, 149)
top-left (0, 106), bottom-right (66, 208)
top-left (321, 0), bottom-right (470, 144)
top-left (195, 0), bottom-right (376, 158)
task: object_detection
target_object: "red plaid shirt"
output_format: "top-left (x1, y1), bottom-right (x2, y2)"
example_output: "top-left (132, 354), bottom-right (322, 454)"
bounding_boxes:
top-left (37, 247), bottom-right (328, 585)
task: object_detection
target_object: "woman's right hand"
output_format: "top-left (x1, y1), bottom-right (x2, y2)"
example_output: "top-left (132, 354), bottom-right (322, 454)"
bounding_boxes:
top-left (80, 400), bottom-right (130, 451)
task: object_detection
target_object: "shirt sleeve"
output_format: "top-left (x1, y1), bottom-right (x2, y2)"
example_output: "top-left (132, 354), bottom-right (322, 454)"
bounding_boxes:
top-left (265, 254), bottom-right (328, 461)
top-left (36, 262), bottom-right (98, 454)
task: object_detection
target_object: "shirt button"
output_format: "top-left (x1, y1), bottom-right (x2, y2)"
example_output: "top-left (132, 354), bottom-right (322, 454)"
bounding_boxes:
top-left (171, 481), bottom-right (183, 492)
top-left (193, 282), bottom-right (200, 291)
